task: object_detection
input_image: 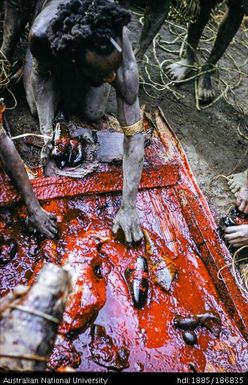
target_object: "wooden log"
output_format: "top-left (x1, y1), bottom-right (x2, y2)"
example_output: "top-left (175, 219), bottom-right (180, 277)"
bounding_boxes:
top-left (0, 263), bottom-right (71, 371)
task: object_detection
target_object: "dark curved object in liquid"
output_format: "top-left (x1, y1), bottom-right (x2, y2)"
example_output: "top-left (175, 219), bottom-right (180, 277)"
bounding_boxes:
top-left (197, 312), bottom-right (221, 337)
top-left (173, 315), bottom-right (199, 331)
top-left (125, 256), bottom-right (149, 309)
top-left (0, 238), bottom-right (17, 264)
top-left (183, 331), bottom-right (197, 346)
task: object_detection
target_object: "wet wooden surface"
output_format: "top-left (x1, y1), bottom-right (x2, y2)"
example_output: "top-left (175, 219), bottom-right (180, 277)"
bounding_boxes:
top-left (0, 109), bottom-right (247, 372)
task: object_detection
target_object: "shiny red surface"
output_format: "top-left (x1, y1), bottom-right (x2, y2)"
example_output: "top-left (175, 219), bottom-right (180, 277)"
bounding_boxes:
top-left (0, 164), bottom-right (179, 206)
top-left (0, 109), bottom-right (247, 372)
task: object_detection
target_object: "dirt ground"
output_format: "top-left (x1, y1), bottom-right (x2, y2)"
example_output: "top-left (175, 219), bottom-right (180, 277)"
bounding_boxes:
top-left (1, 4), bottom-right (248, 227)
top-left (131, 7), bottom-right (248, 224)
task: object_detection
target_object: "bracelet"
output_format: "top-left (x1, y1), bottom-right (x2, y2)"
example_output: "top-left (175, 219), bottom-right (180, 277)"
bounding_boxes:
top-left (121, 119), bottom-right (144, 136)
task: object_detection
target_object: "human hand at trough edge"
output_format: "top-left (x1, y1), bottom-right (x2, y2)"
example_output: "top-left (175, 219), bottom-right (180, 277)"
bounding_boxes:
top-left (27, 208), bottom-right (57, 239)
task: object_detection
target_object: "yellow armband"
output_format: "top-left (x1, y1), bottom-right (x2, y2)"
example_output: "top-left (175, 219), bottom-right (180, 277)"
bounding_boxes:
top-left (121, 120), bottom-right (144, 137)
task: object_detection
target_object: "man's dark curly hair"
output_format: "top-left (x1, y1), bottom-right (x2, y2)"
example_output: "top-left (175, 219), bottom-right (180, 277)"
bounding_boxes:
top-left (47, 0), bottom-right (131, 58)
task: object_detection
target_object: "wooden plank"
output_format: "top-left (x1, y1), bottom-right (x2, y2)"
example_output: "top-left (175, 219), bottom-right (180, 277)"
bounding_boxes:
top-left (0, 164), bottom-right (179, 206)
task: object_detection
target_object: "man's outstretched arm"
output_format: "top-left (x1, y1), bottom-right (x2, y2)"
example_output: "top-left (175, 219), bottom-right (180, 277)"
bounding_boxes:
top-left (112, 129), bottom-right (144, 243)
top-left (0, 103), bottom-right (57, 238)
top-left (112, 27), bottom-right (144, 243)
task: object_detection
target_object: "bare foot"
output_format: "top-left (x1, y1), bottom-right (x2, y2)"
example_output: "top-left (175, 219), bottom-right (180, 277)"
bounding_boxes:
top-left (197, 73), bottom-right (215, 102)
top-left (165, 58), bottom-right (194, 81)
top-left (236, 184), bottom-right (248, 214)
top-left (227, 170), bottom-right (248, 196)
top-left (224, 224), bottom-right (248, 248)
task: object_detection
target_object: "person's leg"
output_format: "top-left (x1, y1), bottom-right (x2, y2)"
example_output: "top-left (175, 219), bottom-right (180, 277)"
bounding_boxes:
top-left (166, 0), bottom-right (218, 81)
top-left (236, 179), bottom-right (248, 214)
top-left (1, 0), bottom-right (31, 60)
top-left (119, 0), bottom-right (130, 8)
top-left (229, 169), bottom-right (248, 215)
top-left (24, 49), bottom-right (57, 137)
top-left (136, 0), bottom-right (171, 60)
top-left (228, 170), bottom-right (248, 196)
top-left (197, 0), bottom-right (244, 101)
top-left (243, 0), bottom-right (248, 14)
top-left (23, 1), bottom-right (64, 164)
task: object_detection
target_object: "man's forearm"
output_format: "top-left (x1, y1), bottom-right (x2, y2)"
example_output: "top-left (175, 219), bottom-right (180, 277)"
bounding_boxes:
top-left (0, 131), bottom-right (40, 213)
top-left (121, 132), bottom-right (144, 208)
top-left (116, 95), bottom-right (144, 209)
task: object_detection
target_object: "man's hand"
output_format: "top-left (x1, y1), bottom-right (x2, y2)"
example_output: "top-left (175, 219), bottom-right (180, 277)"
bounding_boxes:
top-left (112, 206), bottom-right (143, 244)
top-left (27, 208), bottom-right (57, 239)
top-left (224, 224), bottom-right (248, 248)
top-left (236, 185), bottom-right (248, 214)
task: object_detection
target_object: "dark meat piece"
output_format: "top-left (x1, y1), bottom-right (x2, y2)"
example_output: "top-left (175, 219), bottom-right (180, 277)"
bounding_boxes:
top-left (173, 311), bottom-right (221, 337)
top-left (125, 256), bottom-right (149, 309)
top-left (197, 312), bottom-right (221, 337)
top-left (173, 316), bottom-right (199, 331)
top-left (183, 331), bottom-right (197, 346)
